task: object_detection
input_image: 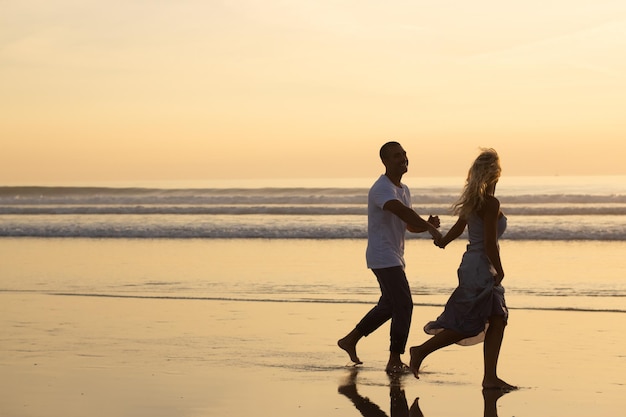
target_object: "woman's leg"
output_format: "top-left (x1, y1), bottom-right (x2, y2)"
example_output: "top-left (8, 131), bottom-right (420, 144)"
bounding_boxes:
top-left (409, 329), bottom-right (464, 378)
top-left (482, 315), bottom-right (516, 390)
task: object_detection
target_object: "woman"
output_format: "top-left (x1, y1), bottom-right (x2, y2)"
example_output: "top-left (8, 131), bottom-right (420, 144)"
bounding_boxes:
top-left (409, 148), bottom-right (516, 391)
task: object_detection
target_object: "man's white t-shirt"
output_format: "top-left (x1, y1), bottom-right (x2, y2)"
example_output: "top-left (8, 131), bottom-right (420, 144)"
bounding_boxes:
top-left (366, 175), bottom-right (411, 269)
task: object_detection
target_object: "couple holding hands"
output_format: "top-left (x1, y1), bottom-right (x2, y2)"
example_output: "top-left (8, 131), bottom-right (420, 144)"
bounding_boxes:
top-left (338, 141), bottom-right (516, 392)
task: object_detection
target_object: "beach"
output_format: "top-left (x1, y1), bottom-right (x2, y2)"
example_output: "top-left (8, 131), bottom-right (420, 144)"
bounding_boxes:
top-left (1, 238), bottom-right (625, 416)
top-left (1, 293), bottom-right (624, 416)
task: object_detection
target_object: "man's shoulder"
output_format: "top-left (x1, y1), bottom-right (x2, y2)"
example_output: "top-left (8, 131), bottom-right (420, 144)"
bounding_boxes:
top-left (370, 174), bottom-right (387, 186)
top-left (369, 175), bottom-right (394, 192)
top-left (369, 176), bottom-right (409, 194)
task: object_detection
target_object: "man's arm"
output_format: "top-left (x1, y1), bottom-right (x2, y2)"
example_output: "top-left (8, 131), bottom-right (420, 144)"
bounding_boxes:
top-left (407, 215), bottom-right (440, 233)
top-left (383, 199), bottom-right (441, 240)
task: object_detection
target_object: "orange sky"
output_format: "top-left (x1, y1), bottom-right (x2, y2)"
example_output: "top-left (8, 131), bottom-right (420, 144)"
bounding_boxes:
top-left (2, 1), bottom-right (626, 185)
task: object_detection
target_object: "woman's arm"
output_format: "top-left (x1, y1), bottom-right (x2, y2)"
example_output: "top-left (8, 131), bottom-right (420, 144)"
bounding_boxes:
top-left (482, 196), bottom-right (505, 285)
top-left (435, 216), bottom-right (467, 248)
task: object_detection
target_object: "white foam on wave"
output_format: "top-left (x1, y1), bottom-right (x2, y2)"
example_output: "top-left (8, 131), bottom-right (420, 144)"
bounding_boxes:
top-left (1, 179), bottom-right (625, 240)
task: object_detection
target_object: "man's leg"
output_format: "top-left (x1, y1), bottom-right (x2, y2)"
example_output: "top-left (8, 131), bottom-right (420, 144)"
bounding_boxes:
top-left (373, 266), bottom-right (413, 372)
top-left (338, 269), bottom-right (394, 364)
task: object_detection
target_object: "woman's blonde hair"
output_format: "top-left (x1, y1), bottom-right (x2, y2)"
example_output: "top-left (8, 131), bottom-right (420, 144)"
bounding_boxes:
top-left (453, 148), bottom-right (501, 218)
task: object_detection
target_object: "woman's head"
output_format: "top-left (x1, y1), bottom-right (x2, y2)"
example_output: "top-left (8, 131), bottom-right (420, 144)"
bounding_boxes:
top-left (453, 148), bottom-right (501, 217)
top-left (467, 148), bottom-right (501, 193)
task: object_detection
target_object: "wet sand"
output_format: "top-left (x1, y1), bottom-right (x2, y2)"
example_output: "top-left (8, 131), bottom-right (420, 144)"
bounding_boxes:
top-left (1, 292), bottom-right (624, 417)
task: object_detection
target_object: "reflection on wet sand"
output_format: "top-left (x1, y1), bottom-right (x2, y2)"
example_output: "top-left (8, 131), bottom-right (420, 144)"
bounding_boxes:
top-left (338, 368), bottom-right (511, 417)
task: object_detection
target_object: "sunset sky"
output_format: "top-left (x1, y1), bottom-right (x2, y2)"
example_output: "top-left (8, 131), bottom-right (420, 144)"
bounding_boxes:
top-left (2, 0), bottom-right (626, 185)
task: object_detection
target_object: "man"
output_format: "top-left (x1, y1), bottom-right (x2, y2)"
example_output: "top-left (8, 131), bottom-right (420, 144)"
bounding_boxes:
top-left (338, 141), bottom-right (442, 373)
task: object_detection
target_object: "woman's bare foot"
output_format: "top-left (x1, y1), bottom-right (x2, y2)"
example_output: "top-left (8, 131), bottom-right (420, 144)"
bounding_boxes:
top-left (338, 337), bottom-right (362, 365)
top-left (482, 388), bottom-right (508, 417)
top-left (409, 346), bottom-right (425, 379)
top-left (482, 387), bottom-right (507, 402)
top-left (409, 397), bottom-right (425, 417)
top-left (482, 377), bottom-right (518, 391)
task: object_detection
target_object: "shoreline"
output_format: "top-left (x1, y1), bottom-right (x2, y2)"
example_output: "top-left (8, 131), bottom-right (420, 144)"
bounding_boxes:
top-left (3, 288), bottom-right (625, 315)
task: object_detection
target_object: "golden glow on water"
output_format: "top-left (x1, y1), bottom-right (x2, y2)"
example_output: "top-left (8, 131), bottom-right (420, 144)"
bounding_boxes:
top-left (2, 238), bottom-right (625, 311)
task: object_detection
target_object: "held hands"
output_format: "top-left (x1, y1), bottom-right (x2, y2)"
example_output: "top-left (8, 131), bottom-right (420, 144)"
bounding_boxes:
top-left (427, 215), bottom-right (442, 243)
top-left (427, 215), bottom-right (440, 229)
top-left (427, 215), bottom-right (445, 248)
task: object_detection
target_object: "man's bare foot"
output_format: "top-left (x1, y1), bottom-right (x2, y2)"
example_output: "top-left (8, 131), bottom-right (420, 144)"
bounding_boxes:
top-left (338, 337), bottom-right (362, 365)
top-left (385, 362), bottom-right (410, 375)
top-left (409, 346), bottom-right (425, 379)
top-left (385, 352), bottom-right (409, 374)
top-left (482, 377), bottom-right (518, 391)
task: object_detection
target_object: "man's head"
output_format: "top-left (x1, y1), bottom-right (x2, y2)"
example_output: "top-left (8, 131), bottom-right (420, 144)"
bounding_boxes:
top-left (379, 141), bottom-right (408, 176)
top-left (379, 141), bottom-right (402, 161)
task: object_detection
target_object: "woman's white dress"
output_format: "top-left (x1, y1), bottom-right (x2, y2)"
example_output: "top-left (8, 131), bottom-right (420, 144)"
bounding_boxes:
top-left (424, 213), bottom-right (508, 346)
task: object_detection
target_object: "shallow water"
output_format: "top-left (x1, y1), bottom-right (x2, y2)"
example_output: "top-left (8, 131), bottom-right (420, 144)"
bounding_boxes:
top-left (1, 238), bottom-right (624, 313)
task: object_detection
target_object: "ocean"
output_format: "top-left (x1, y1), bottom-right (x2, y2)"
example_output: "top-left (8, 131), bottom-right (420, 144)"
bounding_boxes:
top-left (2, 175), bottom-right (626, 240)
top-left (1, 175), bottom-right (625, 314)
